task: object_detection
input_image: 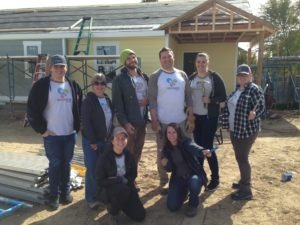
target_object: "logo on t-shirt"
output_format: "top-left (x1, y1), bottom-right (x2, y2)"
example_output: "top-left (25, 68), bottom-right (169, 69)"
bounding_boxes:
top-left (57, 87), bottom-right (69, 98)
top-left (166, 78), bottom-right (178, 88)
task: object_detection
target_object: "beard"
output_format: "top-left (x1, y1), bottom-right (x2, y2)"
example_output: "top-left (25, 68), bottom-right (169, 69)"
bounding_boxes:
top-left (126, 61), bottom-right (138, 70)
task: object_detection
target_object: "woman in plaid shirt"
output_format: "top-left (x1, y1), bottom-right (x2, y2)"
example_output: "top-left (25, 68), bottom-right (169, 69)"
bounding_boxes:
top-left (222, 64), bottom-right (265, 201)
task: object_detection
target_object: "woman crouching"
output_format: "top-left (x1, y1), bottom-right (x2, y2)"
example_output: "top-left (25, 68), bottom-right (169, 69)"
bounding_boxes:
top-left (96, 126), bottom-right (145, 223)
top-left (161, 123), bottom-right (211, 217)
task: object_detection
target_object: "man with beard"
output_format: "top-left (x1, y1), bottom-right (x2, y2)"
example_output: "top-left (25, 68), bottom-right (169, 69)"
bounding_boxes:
top-left (112, 49), bottom-right (149, 173)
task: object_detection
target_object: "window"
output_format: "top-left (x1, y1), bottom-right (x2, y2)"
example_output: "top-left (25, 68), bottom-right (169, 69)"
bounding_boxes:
top-left (95, 43), bottom-right (119, 78)
top-left (23, 41), bottom-right (41, 78)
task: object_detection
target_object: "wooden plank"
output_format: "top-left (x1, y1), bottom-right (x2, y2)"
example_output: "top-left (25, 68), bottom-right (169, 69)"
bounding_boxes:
top-left (0, 152), bottom-right (48, 176)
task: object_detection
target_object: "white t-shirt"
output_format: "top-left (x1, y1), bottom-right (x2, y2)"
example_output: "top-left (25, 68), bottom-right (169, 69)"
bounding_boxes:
top-left (98, 97), bottom-right (112, 131)
top-left (43, 81), bottom-right (74, 135)
top-left (190, 75), bottom-right (212, 115)
top-left (132, 75), bottom-right (148, 118)
top-left (157, 71), bottom-right (186, 124)
top-left (228, 89), bottom-right (242, 131)
top-left (115, 154), bottom-right (126, 177)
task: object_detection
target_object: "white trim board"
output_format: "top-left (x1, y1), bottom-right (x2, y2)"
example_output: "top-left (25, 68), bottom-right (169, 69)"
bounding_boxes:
top-left (0, 30), bottom-right (165, 40)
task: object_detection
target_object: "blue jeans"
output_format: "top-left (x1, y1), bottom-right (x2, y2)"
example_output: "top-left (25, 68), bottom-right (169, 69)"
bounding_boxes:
top-left (193, 115), bottom-right (219, 181)
top-left (167, 175), bottom-right (202, 211)
top-left (43, 133), bottom-right (76, 196)
top-left (82, 136), bottom-right (105, 203)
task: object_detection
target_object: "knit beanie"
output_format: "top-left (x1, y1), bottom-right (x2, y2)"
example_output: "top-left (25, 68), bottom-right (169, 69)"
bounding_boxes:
top-left (120, 49), bottom-right (136, 65)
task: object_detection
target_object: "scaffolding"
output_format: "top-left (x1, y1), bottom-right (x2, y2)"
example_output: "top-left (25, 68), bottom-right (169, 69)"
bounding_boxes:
top-left (263, 57), bottom-right (300, 111)
top-left (0, 55), bottom-right (120, 116)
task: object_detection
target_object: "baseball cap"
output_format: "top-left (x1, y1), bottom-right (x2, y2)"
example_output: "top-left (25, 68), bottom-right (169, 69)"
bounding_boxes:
top-left (236, 64), bottom-right (252, 76)
top-left (50, 54), bottom-right (67, 66)
top-left (112, 127), bottom-right (128, 138)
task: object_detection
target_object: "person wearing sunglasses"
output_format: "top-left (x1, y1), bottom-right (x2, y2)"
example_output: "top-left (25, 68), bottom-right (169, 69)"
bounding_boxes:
top-left (81, 73), bottom-right (113, 209)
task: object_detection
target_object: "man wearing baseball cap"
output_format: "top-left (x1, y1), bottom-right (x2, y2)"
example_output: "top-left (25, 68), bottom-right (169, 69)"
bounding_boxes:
top-left (27, 54), bottom-right (82, 210)
top-left (112, 49), bottom-right (149, 171)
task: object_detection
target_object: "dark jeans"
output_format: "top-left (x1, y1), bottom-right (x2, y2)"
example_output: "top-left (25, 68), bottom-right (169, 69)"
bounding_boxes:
top-left (108, 184), bottom-right (146, 222)
top-left (167, 175), bottom-right (202, 211)
top-left (126, 124), bottom-right (146, 165)
top-left (43, 133), bottom-right (76, 196)
top-left (193, 115), bottom-right (219, 181)
top-left (82, 136), bottom-right (105, 203)
top-left (230, 132), bottom-right (258, 192)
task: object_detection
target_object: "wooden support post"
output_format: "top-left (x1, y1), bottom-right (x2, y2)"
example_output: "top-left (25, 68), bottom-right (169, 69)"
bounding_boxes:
top-left (247, 47), bottom-right (252, 65)
top-left (256, 32), bottom-right (264, 85)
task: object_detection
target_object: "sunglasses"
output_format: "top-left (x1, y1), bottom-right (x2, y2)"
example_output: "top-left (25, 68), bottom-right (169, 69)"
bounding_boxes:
top-left (93, 81), bottom-right (107, 86)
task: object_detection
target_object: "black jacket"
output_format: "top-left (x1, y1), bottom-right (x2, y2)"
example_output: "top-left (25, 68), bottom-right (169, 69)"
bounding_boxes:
top-left (95, 143), bottom-right (137, 202)
top-left (112, 67), bottom-right (149, 127)
top-left (27, 76), bottom-right (82, 134)
top-left (81, 92), bottom-right (113, 144)
top-left (162, 138), bottom-right (208, 187)
top-left (189, 70), bottom-right (227, 117)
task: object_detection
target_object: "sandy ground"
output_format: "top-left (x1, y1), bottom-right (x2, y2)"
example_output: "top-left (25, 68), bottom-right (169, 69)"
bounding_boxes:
top-left (0, 108), bottom-right (299, 225)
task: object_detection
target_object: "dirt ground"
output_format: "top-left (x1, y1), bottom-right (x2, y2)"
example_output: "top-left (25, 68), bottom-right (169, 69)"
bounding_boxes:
top-left (0, 107), bottom-right (299, 225)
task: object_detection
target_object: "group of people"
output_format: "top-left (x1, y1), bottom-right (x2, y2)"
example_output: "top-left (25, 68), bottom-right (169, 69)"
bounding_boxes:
top-left (27, 47), bottom-right (265, 222)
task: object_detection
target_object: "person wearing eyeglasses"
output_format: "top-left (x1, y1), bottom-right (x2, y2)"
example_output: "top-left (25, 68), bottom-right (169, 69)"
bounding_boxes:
top-left (112, 49), bottom-right (149, 171)
top-left (81, 73), bottom-right (113, 209)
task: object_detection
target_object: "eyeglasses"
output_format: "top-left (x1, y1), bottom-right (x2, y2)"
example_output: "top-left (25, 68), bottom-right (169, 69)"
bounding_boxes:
top-left (93, 81), bottom-right (107, 86)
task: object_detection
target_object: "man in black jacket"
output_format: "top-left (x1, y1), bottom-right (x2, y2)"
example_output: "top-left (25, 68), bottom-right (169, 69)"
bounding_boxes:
top-left (112, 49), bottom-right (148, 167)
top-left (27, 54), bottom-right (82, 210)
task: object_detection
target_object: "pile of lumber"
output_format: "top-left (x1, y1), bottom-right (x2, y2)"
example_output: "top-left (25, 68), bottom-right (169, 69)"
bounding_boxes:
top-left (0, 152), bottom-right (49, 204)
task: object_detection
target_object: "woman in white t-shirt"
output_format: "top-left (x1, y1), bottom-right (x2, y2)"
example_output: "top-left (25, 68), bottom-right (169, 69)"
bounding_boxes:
top-left (189, 52), bottom-right (227, 192)
top-left (81, 73), bottom-right (113, 209)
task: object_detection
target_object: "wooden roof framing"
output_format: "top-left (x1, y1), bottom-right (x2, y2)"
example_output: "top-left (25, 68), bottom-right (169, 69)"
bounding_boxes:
top-left (159, 0), bottom-right (276, 45)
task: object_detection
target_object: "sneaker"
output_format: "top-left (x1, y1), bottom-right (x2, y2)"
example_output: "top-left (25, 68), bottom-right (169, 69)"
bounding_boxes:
top-left (59, 193), bottom-right (73, 205)
top-left (205, 179), bottom-right (219, 192)
top-left (159, 183), bottom-right (169, 195)
top-left (46, 195), bottom-right (59, 211)
top-left (185, 206), bottom-right (197, 217)
top-left (231, 190), bottom-right (253, 201)
top-left (88, 201), bottom-right (101, 210)
top-left (232, 182), bottom-right (241, 189)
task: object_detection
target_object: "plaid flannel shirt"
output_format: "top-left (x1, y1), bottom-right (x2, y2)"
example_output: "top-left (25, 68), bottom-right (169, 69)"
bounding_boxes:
top-left (222, 82), bottom-right (265, 139)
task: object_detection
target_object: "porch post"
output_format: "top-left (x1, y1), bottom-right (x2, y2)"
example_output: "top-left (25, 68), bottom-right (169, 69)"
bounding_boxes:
top-left (256, 32), bottom-right (264, 85)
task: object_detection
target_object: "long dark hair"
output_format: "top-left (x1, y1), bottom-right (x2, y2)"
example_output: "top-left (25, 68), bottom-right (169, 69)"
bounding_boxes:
top-left (164, 123), bottom-right (184, 149)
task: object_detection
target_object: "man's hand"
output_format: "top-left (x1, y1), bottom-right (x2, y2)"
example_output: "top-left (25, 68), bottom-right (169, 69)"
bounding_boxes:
top-left (124, 123), bottom-right (135, 135)
top-left (90, 144), bottom-right (98, 150)
top-left (151, 120), bottom-right (161, 132)
top-left (202, 149), bottom-right (212, 157)
top-left (42, 130), bottom-right (56, 137)
top-left (138, 97), bottom-right (148, 107)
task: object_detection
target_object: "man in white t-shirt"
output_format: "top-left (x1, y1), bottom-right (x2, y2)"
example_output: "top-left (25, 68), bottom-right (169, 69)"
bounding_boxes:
top-left (112, 49), bottom-right (149, 169)
top-left (148, 47), bottom-right (194, 194)
top-left (27, 54), bottom-right (82, 210)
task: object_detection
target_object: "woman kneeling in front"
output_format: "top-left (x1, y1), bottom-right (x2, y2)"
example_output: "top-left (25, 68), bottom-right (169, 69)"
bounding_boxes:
top-left (161, 123), bottom-right (211, 217)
